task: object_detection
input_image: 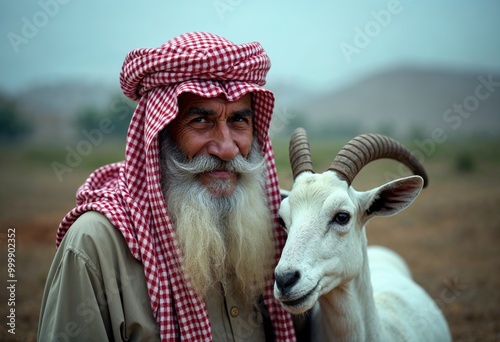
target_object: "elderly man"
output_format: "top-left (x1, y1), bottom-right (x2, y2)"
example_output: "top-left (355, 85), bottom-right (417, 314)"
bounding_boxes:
top-left (38, 32), bottom-right (308, 341)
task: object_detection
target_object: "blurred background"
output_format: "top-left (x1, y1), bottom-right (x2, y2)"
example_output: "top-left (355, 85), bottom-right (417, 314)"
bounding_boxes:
top-left (0, 1), bottom-right (499, 340)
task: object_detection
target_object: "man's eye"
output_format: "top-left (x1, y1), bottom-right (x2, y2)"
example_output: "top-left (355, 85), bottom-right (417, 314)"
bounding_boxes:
top-left (230, 115), bottom-right (251, 125)
top-left (190, 117), bottom-right (207, 124)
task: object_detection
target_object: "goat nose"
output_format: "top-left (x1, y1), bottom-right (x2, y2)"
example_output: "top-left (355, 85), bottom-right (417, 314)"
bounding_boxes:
top-left (275, 270), bottom-right (301, 294)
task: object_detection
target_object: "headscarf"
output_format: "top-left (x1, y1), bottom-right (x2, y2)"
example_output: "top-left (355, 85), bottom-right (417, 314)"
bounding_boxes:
top-left (56, 32), bottom-right (296, 341)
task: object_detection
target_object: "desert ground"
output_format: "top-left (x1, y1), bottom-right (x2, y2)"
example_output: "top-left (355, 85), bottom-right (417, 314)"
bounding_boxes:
top-left (0, 137), bottom-right (499, 341)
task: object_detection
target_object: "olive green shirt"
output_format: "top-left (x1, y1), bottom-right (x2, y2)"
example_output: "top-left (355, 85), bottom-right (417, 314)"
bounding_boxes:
top-left (38, 211), bottom-right (281, 341)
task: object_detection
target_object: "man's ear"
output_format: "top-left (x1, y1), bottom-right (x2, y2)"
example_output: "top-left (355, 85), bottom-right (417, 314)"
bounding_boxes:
top-left (361, 176), bottom-right (424, 220)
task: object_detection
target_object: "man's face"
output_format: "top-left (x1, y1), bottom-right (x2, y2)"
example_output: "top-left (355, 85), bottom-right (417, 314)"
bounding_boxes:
top-left (167, 92), bottom-right (254, 197)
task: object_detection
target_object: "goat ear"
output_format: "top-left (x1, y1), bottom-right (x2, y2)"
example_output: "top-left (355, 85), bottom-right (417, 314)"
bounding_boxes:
top-left (362, 176), bottom-right (424, 219)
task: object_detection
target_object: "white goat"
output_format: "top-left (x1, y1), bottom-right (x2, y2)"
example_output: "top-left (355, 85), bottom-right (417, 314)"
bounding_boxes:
top-left (274, 128), bottom-right (451, 341)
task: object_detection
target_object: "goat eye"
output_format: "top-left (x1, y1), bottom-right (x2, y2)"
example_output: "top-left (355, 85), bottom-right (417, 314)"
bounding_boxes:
top-left (333, 212), bottom-right (350, 225)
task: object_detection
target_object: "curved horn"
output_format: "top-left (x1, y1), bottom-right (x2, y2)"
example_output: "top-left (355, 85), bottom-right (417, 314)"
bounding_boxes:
top-left (329, 133), bottom-right (429, 187)
top-left (289, 128), bottom-right (314, 180)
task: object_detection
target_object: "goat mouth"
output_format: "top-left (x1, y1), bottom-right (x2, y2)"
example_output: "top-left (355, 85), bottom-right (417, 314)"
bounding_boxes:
top-left (279, 285), bottom-right (317, 313)
top-left (281, 295), bottom-right (309, 308)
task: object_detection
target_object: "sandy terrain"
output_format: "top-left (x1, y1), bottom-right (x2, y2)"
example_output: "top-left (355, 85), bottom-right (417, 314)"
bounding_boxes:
top-left (0, 151), bottom-right (499, 341)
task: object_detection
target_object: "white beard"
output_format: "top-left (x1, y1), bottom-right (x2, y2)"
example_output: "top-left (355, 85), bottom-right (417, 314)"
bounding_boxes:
top-left (159, 135), bottom-right (275, 303)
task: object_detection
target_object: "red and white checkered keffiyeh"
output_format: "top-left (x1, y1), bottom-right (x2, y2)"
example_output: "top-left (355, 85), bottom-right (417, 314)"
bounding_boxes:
top-left (56, 32), bottom-right (296, 341)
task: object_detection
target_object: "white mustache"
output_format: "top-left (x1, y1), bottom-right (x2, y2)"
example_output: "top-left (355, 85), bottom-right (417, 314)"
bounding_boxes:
top-left (173, 154), bottom-right (264, 175)
top-left (169, 144), bottom-right (265, 176)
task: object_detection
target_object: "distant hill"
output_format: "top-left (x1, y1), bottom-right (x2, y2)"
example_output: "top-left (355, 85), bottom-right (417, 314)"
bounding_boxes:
top-left (289, 67), bottom-right (500, 139)
top-left (16, 81), bottom-right (118, 116)
top-left (11, 82), bottom-right (128, 143)
top-left (5, 67), bottom-right (500, 144)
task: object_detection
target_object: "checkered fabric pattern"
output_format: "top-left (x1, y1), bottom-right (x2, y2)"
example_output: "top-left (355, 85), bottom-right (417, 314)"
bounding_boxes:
top-left (56, 32), bottom-right (296, 341)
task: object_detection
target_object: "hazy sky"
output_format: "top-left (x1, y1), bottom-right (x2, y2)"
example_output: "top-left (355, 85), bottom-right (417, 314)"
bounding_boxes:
top-left (1, 0), bottom-right (499, 94)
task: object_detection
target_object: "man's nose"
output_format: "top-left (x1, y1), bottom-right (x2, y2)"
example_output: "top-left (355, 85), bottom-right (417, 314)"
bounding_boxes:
top-left (207, 123), bottom-right (239, 161)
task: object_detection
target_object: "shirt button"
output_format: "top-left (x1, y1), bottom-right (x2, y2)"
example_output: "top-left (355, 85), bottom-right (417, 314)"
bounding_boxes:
top-left (230, 306), bottom-right (239, 317)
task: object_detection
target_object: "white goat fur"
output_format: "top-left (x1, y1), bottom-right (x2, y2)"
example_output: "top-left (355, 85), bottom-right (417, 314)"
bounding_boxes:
top-left (274, 171), bottom-right (451, 341)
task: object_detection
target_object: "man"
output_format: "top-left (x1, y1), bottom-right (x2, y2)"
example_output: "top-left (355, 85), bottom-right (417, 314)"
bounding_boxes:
top-left (38, 32), bottom-right (308, 341)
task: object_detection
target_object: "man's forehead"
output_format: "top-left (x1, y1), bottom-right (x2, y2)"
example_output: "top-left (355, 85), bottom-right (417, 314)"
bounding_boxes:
top-left (178, 92), bottom-right (252, 111)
